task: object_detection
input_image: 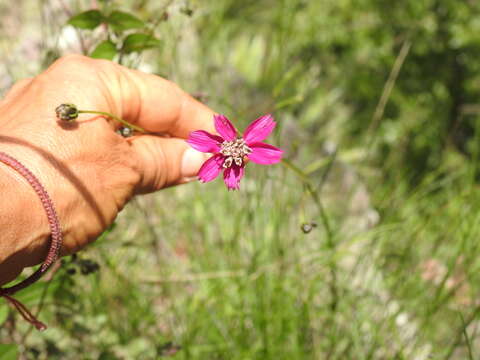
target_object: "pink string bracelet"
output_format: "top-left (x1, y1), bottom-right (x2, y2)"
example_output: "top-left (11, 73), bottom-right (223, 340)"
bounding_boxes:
top-left (0, 151), bottom-right (63, 330)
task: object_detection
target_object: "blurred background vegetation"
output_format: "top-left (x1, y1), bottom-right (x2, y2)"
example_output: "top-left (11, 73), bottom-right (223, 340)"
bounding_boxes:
top-left (1, 0), bottom-right (480, 359)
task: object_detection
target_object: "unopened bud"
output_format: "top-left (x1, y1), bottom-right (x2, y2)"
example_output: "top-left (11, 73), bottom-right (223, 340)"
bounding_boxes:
top-left (118, 127), bottom-right (134, 138)
top-left (301, 221), bottom-right (318, 234)
top-left (55, 103), bottom-right (78, 122)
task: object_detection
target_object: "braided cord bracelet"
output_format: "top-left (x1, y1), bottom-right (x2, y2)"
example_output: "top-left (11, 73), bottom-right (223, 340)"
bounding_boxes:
top-left (0, 151), bottom-right (63, 330)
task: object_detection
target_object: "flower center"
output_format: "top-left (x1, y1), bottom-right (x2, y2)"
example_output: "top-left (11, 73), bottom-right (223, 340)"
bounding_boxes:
top-left (220, 138), bottom-right (252, 168)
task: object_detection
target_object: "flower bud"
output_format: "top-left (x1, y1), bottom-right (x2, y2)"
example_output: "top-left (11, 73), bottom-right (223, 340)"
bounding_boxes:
top-left (118, 127), bottom-right (134, 138)
top-left (55, 103), bottom-right (78, 122)
top-left (301, 221), bottom-right (318, 234)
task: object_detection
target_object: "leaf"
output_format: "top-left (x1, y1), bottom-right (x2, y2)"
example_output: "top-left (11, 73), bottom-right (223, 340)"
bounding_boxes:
top-left (122, 33), bottom-right (160, 53)
top-left (90, 40), bottom-right (117, 60)
top-left (107, 11), bottom-right (144, 32)
top-left (68, 10), bottom-right (104, 30)
top-left (0, 345), bottom-right (19, 360)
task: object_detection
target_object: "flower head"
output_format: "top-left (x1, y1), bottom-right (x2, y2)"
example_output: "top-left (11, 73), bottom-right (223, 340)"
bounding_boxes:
top-left (187, 114), bottom-right (283, 190)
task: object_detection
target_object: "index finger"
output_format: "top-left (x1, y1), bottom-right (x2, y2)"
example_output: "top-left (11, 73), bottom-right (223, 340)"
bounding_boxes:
top-left (103, 60), bottom-right (217, 138)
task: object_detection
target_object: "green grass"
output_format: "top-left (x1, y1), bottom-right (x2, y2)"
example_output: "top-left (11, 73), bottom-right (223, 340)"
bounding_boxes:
top-left (2, 0), bottom-right (480, 359)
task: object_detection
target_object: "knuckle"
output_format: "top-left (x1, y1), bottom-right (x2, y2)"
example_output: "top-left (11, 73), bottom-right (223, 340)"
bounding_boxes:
top-left (91, 57), bottom-right (116, 69)
top-left (47, 55), bottom-right (118, 82)
top-left (51, 54), bottom-right (93, 69)
top-left (41, 55), bottom-right (96, 83)
top-left (167, 79), bottom-right (183, 95)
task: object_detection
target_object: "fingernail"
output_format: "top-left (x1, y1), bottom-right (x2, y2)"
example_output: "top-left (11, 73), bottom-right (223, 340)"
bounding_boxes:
top-left (179, 176), bottom-right (198, 184)
top-left (181, 148), bottom-right (207, 178)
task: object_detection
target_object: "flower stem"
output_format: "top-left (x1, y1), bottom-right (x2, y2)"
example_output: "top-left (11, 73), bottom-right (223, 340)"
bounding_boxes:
top-left (281, 158), bottom-right (333, 242)
top-left (78, 110), bottom-right (146, 133)
top-left (281, 157), bottom-right (338, 321)
top-left (280, 159), bottom-right (311, 184)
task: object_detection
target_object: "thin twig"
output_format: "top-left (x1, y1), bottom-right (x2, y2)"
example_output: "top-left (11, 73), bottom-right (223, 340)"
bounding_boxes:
top-left (445, 307), bottom-right (480, 359)
top-left (460, 313), bottom-right (475, 360)
top-left (368, 39), bottom-right (412, 136)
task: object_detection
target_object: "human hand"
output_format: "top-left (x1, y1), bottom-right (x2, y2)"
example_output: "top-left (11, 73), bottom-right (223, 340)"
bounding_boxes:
top-left (0, 55), bottom-right (215, 285)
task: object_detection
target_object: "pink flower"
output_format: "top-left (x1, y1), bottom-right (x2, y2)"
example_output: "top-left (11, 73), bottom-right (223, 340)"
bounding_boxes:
top-left (187, 114), bottom-right (283, 190)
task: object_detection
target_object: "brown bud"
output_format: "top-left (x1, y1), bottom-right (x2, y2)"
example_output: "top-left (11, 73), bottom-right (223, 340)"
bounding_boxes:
top-left (301, 221), bottom-right (317, 234)
top-left (55, 103), bottom-right (78, 122)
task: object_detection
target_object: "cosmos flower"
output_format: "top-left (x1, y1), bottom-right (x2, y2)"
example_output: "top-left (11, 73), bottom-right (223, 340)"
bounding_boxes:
top-left (187, 114), bottom-right (283, 190)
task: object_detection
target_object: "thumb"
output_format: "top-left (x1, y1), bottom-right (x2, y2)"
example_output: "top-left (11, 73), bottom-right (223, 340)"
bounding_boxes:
top-left (130, 135), bottom-right (209, 193)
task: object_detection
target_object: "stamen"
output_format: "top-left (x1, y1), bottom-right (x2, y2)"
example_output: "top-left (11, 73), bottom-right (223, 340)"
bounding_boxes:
top-left (220, 138), bottom-right (252, 168)
top-left (223, 157), bottom-right (233, 168)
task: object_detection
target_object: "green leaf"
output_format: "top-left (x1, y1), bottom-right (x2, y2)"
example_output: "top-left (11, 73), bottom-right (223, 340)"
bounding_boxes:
top-left (90, 40), bottom-right (117, 60)
top-left (122, 33), bottom-right (160, 53)
top-left (68, 10), bottom-right (104, 30)
top-left (107, 11), bottom-right (144, 32)
top-left (0, 345), bottom-right (19, 360)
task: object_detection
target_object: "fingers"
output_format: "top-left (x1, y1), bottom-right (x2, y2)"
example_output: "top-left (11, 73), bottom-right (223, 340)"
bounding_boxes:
top-left (46, 55), bottom-right (217, 138)
top-left (40, 55), bottom-right (218, 192)
top-left (130, 135), bottom-right (209, 192)
top-left (115, 66), bottom-right (217, 138)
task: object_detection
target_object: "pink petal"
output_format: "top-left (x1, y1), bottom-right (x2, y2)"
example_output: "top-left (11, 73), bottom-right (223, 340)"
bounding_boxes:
top-left (247, 142), bottom-right (283, 165)
top-left (214, 114), bottom-right (237, 141)
top-left (198, 154), bottom-right (225, 183)
top-left (243, 114), bottom-right (276, 144)
top-left (223, 164), bottom-right (245, 190)
top-left (187, 130), bottom-right (223, 153)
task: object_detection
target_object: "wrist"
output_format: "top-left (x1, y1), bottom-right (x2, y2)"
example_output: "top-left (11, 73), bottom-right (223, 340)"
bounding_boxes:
top-left (0, 147), bottom-right (51, 285)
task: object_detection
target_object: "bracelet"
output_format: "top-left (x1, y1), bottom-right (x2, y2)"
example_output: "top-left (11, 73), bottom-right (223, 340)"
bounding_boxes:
top-left (0, 151), bottom-right (63, 330)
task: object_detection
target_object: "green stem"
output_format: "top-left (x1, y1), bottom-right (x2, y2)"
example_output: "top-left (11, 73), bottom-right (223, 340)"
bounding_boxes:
top-left (281, 159), bottom-right (311, 184)
top-left (78, 110), bottom-right (146, 133)
top-left (281, 157), bottom-right (338, 321)
top-left (281, 159), bottom-right (333, 240)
